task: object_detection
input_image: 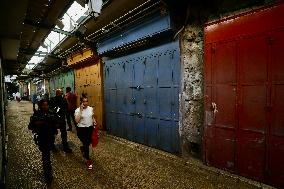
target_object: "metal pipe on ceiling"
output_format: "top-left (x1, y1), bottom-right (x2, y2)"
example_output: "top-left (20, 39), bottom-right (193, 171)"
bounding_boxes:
top-left (87, 1), bottom-right (161, 41)
top-left (59, 0), bottom-right (162, 57)
top-left (86, 0), bottom-right (157, 40)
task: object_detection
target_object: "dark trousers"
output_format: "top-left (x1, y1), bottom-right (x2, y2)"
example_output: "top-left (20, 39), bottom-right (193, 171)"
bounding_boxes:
top-left (37, 134), bottom-right (55, 183)
top-left (66, 109), bottom-right (76, 129)
top-left (77, 126), bottom-right (93, 160)
top-left (58, 121), bottom-right (68, 148)
top-left (41, 148), bottom-right (52, 182)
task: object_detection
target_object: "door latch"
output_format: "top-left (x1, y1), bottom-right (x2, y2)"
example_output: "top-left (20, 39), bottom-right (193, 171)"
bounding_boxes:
top-left (129, 112), bottom-right (143, 118)
top-left (211, 102), bottom-right (218, 115)
top-left (137, 112), bottom-right (142, 118)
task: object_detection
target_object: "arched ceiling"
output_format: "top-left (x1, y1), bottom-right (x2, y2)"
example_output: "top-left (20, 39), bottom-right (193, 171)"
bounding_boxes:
top-left (0, 0), bottom-right (74, 75)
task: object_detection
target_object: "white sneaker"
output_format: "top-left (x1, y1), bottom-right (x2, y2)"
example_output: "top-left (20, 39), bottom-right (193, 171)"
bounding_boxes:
top-left (86, 160), bottom-right (93, 170)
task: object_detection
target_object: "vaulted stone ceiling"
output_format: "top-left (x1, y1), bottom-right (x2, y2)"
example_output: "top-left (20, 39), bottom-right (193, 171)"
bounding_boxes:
top-left (0, 0), bottom-right (74, 75)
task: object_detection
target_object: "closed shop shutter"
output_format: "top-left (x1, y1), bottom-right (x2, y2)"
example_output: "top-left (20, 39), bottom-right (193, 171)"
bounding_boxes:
top-left (204, 3), bottom-right (284, 188)
top-left (49, 70), bottom-right (75, 98)
top-left (104, 40), bottom-right (180, 153)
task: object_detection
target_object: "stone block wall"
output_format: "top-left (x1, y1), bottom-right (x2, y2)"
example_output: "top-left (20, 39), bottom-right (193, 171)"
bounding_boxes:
top-left (180, 24), bottom-right (204, 157)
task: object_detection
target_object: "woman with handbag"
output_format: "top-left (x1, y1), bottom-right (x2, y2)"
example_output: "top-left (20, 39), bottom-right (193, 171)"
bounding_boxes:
top-left (74, 96), bottom-right (97, 170)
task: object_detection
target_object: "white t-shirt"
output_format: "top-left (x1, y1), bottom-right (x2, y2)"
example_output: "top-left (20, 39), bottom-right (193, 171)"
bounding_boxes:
top-left (75, 106), bottom-right (94, 127)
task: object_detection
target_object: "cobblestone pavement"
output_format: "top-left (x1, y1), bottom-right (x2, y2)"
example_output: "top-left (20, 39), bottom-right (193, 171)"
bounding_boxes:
top-left (5, 101), bottom-right (275, 189)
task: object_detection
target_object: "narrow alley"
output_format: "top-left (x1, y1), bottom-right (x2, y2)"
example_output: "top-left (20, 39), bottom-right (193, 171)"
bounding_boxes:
top-left (5, 100), bottom-right (272, 189)
top-left (1, 0), bottom-right (284, 188)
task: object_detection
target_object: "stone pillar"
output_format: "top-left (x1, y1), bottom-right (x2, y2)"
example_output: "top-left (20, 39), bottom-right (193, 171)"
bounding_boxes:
top-left (180, 24), bottom-right (204, 158)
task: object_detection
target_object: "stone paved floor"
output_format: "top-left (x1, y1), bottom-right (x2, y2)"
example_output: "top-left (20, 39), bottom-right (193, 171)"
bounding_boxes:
top-left (5, 101), bottom-right (275, 189)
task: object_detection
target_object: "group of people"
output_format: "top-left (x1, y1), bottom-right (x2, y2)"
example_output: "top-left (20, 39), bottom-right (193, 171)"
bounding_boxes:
top-left (29, 87), bottom-right (97, 184)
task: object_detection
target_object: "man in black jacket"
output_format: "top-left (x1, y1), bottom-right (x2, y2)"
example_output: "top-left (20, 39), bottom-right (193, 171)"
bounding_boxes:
top-left (29, 99), bottom-right (58, 184)
top-left (50, 89), bottom-right (72, 153)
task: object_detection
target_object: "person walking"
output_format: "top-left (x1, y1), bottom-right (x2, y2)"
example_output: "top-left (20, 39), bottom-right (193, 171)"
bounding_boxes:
top-left (75, 96), bottom-right (97, 170)
top-left (50, 89), bottom-right (72, 153)
top-left (65, 87), bottom-right (77, 131)
top-left (15, 92), bottom-right (21, 102)
top-left (31, 92), bottom-right (38, 112)
top-left (28, 99), bottom-right (58, 184)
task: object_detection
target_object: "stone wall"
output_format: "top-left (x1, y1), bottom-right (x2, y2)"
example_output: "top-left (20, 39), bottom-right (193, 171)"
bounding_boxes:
top-left (180, 24), bottom-right (204, 157)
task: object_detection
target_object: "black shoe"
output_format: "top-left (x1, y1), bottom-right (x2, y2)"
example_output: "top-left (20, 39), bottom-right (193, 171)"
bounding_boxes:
top-left (44, 174), bottom-right (53, 185)
top-left (51, 145), bottom-right (59, 153)
top-left (63, 147), bottom-right (72, 153)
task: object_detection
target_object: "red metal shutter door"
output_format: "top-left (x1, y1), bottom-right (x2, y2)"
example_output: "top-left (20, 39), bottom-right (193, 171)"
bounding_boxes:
top-left (205, 41), bottom-right (238, 171)
top-left (237, 35), bottom-right (268, 180)
top-left (269, 30), bottom-right (284, 187)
